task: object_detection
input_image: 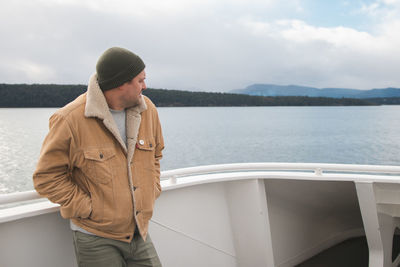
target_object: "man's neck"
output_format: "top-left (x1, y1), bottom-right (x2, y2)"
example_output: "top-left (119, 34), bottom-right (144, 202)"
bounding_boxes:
top-left (103, 90), bottom-right (125, 110)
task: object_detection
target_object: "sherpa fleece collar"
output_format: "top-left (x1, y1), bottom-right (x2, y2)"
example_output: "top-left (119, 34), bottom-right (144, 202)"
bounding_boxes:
top-left (84, 73), bottom-right (147, 152)
top-left (85, 74), bottom-right (147, 119)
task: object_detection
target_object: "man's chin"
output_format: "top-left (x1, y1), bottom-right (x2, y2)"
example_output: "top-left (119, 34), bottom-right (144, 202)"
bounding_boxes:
top-left (128, 95), bottom-right (143, 108)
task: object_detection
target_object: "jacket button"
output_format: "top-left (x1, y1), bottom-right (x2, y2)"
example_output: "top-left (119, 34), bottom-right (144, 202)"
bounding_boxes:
top-left (126, 236), bottom-right (130, 239)
top-left (99, 153), bottom-right (103, 159)
top-left (136, 211), bottom-right (140, 215)
top-left (133, 186), bottom-right (137, 191)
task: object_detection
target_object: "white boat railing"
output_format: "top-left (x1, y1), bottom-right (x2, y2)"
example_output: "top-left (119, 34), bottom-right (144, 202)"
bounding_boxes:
top-left (0, 190), bottom-right (42, 205)
top-left (161, 162), bottom-right (400, 178)
top-left (1, 162), bottom-right (400, 206)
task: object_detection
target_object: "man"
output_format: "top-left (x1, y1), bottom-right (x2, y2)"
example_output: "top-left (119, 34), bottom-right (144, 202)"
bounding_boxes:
top-left (33, 47), bottom-right (164, 267)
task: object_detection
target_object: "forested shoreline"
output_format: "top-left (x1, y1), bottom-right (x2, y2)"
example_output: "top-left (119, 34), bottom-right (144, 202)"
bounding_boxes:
top-left (1, 83), bottom-right (398, 107)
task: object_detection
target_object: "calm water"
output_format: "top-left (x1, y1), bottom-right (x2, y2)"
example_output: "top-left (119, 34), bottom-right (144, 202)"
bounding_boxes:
top-left (0, 106), bottom-right (399, 193)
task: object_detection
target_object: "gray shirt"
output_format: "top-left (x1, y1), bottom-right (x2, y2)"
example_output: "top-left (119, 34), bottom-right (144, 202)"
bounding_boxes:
top-left (110, 108), bottom-right (127, 146)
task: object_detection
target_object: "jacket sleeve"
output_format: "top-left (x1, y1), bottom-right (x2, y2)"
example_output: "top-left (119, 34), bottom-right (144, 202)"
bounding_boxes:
top-left (33, 113), bottom-right (92, 219)
top-left (153, 109), bottom-right (164, 199)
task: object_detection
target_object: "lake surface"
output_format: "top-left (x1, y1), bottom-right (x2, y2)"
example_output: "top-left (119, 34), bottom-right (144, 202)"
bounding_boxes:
top-left (0, 106), bottom-right (399, 193)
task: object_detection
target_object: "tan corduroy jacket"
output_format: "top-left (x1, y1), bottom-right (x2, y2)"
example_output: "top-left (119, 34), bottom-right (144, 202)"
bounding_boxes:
top-left (33, 74), bottom-right (164, 242)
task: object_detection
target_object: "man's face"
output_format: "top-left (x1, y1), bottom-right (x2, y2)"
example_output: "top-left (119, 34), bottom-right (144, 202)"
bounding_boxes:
top-left (120, 70), bottom-right (146, 108)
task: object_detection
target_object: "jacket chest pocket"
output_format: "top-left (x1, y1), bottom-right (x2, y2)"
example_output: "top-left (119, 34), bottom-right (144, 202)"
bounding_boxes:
top-left (83, 147), bottom-right (116, 184)
top-left (134, 139), bottom-right (155, 170)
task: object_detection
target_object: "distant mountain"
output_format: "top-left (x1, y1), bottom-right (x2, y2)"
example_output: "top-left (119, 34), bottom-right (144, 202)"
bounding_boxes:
top-left (231, 84), bottom-right (400, 98)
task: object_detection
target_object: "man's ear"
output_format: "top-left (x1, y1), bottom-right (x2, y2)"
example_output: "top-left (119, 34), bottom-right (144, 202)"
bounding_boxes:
top-left (117, 83), bottom-right (126, 92)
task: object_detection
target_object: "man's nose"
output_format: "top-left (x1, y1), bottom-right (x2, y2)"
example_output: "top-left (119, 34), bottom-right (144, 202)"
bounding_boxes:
top-left (142, 82), bottom-right (147, 90)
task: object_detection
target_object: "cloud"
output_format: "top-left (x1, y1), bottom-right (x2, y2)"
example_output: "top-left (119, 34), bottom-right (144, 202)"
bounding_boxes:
top-left (236, 16), bottom-right (400, 88)
top-left (1, 0), bottom-right (400, 91)
top-left (0, 59), bottom-right (54, 83)
top-left (360, 0), bottom-right (400, 21)
top-left (15, 60), bottom-right (55, 81)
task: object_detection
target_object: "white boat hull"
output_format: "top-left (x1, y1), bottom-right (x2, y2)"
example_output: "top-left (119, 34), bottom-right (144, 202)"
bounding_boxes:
top-left (1, 163), bottom-right (400, 267)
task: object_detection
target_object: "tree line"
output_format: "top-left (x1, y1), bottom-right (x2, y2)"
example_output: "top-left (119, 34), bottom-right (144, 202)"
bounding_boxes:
top-left (143, 88), bottom-right (378, 107)
top-left (1, 83), bottom-right (397, 108)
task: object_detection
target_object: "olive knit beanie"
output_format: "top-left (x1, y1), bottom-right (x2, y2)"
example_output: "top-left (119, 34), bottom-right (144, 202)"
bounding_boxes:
top-left (96, 47), bottom-right (145, 91)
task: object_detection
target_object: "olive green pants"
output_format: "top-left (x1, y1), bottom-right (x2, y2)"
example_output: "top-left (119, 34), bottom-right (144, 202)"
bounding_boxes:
top-left (72, 231), bottom-right (162, 267)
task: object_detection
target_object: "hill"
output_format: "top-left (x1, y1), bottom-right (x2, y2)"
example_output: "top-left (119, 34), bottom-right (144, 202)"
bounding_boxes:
top-left (0, 83), bottom-right (380, 107)
top-left (142, 88), bottom-right (375, 106)
top-left (231, 84), bottom-right (400, 99)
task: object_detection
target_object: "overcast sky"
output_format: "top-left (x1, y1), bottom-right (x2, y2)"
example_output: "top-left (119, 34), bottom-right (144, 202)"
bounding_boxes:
top-left (1, 0), bottom-right (400, 92)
